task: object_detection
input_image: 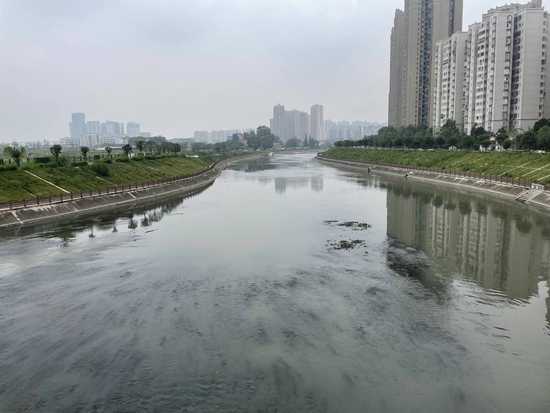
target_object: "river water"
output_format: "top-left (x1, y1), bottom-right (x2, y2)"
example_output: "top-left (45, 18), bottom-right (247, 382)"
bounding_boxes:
top-left (0, 153), bottom-right (549, 412)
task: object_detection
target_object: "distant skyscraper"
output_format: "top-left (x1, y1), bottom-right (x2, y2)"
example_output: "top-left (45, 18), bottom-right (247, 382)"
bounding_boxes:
top-left (127, 122), bottom-right (141, 137)
top-left (310, 105), bottom-right (324, 143)
top-left (271, 104), bottom-right (322, 142)
top-left (100, 122), bottom-right (107, 135)
top-left (105, 121), bottom-right (121, 136)
top-left (388, 0), bottom-right (463, 127)
top-left (70, 112), bottom-right (86, 140)
top-left (272, 104), bottom-right (286, 141)
top-left (86, 121), bottom-right (101, 134)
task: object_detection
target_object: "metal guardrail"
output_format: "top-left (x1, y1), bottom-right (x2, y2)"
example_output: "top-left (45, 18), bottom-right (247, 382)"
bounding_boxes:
top-left (0, 161), bottom-right (220, 212)
top-left (317, 153), bottom-right (542, 190)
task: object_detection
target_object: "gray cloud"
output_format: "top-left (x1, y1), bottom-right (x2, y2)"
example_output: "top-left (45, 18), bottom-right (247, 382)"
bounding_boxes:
top-left (0, 0), bottom-right (507, 142)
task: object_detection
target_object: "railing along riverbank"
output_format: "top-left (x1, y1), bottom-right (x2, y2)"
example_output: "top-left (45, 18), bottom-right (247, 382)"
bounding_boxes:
top-left (317, 153), bottom-right (546, 191)
top-left (0, 161), bottom-right (220, 212)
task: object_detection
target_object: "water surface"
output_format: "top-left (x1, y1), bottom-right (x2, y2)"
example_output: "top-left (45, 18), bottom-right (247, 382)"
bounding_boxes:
top-left (0, 153), bottom-right (549, 412)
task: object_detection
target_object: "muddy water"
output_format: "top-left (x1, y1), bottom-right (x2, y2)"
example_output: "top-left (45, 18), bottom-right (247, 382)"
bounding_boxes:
top-left (0, 153), bottom-right (548, 412)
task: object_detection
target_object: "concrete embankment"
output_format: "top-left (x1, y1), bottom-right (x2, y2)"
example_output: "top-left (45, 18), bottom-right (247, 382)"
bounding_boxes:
top-left (317, 155), bottom-right (550, 212)
top-left (0, 155), bottom-right (259, 230)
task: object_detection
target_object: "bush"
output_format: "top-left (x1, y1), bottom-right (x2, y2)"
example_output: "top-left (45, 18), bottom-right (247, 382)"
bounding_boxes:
top-left (91, 163), bottom-right (110, 177)
top-left (34, 157), bottom-right (51, 164)
top-left (145, 155), bottom-right (156, 160)
top-left (104, 159), bottom-right (113, 164)
top-left (71, 161), bottom-right (88, 167)
top-left (0, 164), bottom-right (18, 172)
top-left (58, 156), bottom-right (70, 167)
top-left (132, 155), bottom-right (145, 161)
top-left (115, 157), bottom-right (130, 163)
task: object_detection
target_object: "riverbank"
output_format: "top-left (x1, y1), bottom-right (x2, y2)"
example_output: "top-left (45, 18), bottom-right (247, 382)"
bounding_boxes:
top-left (317, 153), bottom-right (550, 212)
top-left (324, 148), bottom-right (550, 185)
top-left (0, 155), bottom-right (215, 203)
top-left (0, 154), bottom-right (259, 229)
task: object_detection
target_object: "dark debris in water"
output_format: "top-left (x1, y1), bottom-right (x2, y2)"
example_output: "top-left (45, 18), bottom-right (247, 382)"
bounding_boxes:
top-left (327, 239), bottom-right (366, 250)
top-left (324, 221), bottom-right (372, 230)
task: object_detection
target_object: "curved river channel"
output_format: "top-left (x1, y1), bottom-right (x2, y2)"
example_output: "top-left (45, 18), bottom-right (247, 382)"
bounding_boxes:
top-left (0, 153), bottom-right (549, 412)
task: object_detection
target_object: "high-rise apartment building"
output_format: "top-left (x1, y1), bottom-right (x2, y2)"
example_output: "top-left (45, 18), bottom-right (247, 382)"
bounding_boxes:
top-left (270, 104), bottom-right (316, 142)
top-left (389, 10), bottom-right (406, 128)
top-left (432, 0), bottom-right (549, 133)
top-left (432, 32), bottom-right (469, 131)
top-left (105, 121), bottom-right (121, 136)
top-left (271, 105), bottom-right (287, 141)
top-left (465, 0), bottom-right (549, 133)
top-left (127, 122), bottom-right (141, 137)
top-left (388, 0), bottom-right (463, 128)
top-left (310, 104), bottom-right (324, 143)
top-left (86, 121), bottom-right (101, 134)
top-left (70, 112), bottom-right (86, 140)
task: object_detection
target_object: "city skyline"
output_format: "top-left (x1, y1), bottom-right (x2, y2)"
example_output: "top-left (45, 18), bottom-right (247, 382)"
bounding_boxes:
top-left (1, 1), bottom-right (505, 143)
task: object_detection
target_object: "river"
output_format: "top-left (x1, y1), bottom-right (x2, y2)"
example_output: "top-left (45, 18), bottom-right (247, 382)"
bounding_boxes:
top-left (0, 153), bottom-right (548, 412)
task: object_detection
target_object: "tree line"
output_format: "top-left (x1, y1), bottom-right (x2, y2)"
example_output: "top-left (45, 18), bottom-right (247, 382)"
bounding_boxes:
top-left (3, 139), bottom-right (182, 169)
top-left (334, 119), bottom-right (550, 152)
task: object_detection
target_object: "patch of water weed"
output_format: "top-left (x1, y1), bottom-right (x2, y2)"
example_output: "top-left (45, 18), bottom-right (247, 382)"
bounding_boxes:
top-left (327, 239), bottom-right (365, 250)
top-left (324, 220), bottom-right (372, 230)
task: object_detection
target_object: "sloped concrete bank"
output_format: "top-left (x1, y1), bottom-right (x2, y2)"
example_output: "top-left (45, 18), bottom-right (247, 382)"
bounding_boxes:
top-left (0, 155), bottom-right (259, 230)
top-left (317, 155), bottom-right (550, 212)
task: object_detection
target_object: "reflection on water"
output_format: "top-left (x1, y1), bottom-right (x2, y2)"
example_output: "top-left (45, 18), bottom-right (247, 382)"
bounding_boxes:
top-left (18, 189), bottom-right (204, 245)
top-left (229, 156), bottom-right (324, 194)
top-left (386, 181), bottom-right (550, 323)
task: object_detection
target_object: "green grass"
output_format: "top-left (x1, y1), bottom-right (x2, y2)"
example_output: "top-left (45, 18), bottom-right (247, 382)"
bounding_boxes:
top-left (323, 148), bottom-right (550, 184)
top-left (0, 156), bottom-right (210, 203)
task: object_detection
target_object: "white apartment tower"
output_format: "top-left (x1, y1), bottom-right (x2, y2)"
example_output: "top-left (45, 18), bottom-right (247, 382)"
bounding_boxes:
top-left (432, 32), bottom-right (469, 131)
top-left (389, 0), bottom-right (463, 128)
top-left (311, 104), bottom-right (324, 143)
top-left (463, 0), bottom-right (549, 133)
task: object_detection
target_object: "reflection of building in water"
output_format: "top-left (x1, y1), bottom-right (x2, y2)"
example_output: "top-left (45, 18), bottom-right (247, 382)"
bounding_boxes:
top-left (387, 186), bottom-right (550, 301)
top-left (310, 176), bottom-right (324, 192)
top-left (275, 177), bottom-right (287, 194)
top-left (273, 176), bottom-right (310, 194)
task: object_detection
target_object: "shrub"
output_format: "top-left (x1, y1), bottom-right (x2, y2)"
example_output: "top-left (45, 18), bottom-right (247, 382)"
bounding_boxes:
top-left (34, 157), bottom-right (51, 164)
top-left (71, 161), bottom-right (88, 167)
top-left (0, 164), bottom-right (18, 172)
top-left (104, 159), bottom-right (113, 164)
top-left (132, 155), bottom-right (145, 161)
top-left (58, 156), bottom-right (70, 167)
top-left (115, 157), bottom-right (130, 163)
top-left (91, 163), bottom-right (110, 177)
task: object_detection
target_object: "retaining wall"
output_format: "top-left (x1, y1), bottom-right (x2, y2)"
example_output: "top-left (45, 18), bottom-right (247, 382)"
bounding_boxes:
top-left (317, 154), bottom-right (550, 212)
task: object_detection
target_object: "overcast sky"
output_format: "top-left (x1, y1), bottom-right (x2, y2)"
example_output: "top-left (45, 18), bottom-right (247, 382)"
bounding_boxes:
top-left (1, 0), bottom-right (507, 142)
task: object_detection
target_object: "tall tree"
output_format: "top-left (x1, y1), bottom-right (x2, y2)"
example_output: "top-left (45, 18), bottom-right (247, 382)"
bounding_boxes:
top-left (122, 144), bottom-right (133, 156)
top-left (80, 146), bottom-right (90, 160)
top-left (105, 146), bottom-right (112, 156)
top-left (3, 146), bottom-right (26, 167)
top-left (50, 144), bottom-right (62, 165)
top-left (136, 140), bottom-right (145, 154)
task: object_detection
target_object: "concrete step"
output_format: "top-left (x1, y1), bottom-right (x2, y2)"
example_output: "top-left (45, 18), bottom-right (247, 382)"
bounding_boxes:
top-left (516, 189), bottom-right (543, 202)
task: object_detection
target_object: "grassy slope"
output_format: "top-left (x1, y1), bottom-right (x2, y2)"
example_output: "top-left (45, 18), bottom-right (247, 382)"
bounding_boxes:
top-left (323, 148), bottom-right (550, 184)
top-left (0, 156), bottom-right (210, 203)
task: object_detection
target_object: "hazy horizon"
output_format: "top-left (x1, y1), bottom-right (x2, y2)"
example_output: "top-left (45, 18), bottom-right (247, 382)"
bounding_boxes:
top-left (1, 0), bottom-right (505, 142)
